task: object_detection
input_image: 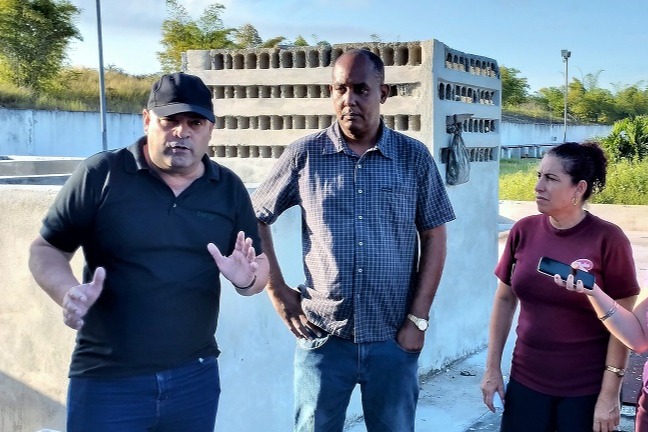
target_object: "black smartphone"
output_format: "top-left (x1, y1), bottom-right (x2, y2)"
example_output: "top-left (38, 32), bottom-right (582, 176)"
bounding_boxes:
top-left (537, 256), bottom-right (595, 290)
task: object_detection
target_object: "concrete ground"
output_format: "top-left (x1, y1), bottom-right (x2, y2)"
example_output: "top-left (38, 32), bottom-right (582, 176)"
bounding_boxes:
top-left (346, 208), bottom-right (648, 432)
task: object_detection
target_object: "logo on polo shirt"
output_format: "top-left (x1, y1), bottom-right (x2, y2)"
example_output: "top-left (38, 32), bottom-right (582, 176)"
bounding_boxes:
top-left (196, 211), bottom-right (218, 221)
top-left (572, 258), bottom-right (593, 272)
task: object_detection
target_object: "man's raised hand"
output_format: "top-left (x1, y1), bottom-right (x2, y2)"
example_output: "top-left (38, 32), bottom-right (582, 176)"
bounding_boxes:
top-left (62, 267), bottom-right (105, 330)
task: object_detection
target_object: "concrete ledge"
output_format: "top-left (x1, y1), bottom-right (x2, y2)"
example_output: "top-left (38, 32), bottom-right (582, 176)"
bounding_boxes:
top-left (0, 175), bottom-right (70, 185)
top-left (0, 157), bottom-right (82, 176)
top-left (500, 200), bottom-right (648, 232)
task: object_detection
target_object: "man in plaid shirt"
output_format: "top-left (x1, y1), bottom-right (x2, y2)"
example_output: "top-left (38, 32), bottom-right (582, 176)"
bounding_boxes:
top-left (252, 49), bottom-right (456, 432)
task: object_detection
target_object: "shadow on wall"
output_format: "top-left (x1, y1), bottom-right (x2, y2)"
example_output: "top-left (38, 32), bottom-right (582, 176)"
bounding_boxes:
top-left (0, 371), bottom-right (65, 431)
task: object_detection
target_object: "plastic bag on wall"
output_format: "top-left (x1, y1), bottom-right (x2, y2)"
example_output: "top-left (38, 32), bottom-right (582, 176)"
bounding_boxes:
top-left (446, 129), bottom-right (471, 185)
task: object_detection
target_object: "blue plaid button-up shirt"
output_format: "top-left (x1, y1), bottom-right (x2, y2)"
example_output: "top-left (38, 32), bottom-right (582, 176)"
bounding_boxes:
top-left (253, 122), bottom-right (455, 342)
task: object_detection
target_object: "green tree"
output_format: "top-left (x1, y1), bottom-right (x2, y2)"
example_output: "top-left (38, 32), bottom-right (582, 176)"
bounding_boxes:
top-left (567, 78), bottom-right (615, 123)
top-left (293, 35), bottom-right (309, 46)
top-left (500, 66), bottom-right (529, 107)
top-left (234, 23), bottom-right (262, 48)
top-left (311, 34), bottom-right (331, 47)
top-left (233, 23), bottom-right (285, 48)
top-left (601, 115), bottom-right (648, 162)
top-left (613, 84), bottom-right (648, 119)
top-left (158, 0), bottom-right (235, 72)
top-left (260, 36), bottom-right (286, 48)
top-left (535, 87), bottom-right (563, 118)
top-left (0, 0), bottom-right (81, 89)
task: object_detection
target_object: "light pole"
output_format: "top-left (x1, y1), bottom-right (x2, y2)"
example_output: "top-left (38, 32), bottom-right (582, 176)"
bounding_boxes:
top-left (95, 0), bottom-right (107, 151)
top-left (561, 49), bottom-right (571, 143)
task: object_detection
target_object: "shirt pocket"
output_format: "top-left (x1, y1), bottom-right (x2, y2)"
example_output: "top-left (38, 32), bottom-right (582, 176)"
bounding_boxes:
top-left (377, 181), bottom-right (416, 224)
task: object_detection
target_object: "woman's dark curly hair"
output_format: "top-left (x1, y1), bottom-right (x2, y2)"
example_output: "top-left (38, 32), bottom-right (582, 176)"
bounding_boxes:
top-left (546, 141), bottom-right (607, 201)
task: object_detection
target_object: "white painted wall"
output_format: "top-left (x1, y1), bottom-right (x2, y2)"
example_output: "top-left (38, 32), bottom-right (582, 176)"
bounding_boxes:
top-left (0, 108), bottom-right (142, 156)
top-left (0, 108), bottom-right (612, 158)
top-left (500, 122), bottom-right (611, 147)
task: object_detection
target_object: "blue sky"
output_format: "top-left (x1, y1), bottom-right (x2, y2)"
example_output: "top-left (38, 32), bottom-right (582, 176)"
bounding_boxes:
top-left (67, 0), bottom-right (647, 93)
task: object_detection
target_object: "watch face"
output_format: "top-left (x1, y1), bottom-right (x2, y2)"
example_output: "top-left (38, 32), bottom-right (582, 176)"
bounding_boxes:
top-left (408, 314), bottom-right (428, 331)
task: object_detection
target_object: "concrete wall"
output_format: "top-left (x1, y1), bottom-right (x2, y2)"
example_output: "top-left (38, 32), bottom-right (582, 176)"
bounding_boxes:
top-left (1, 185), bottom-right (500, 431)
top-left (500, 122), bottom-right (611, 148)
top-left (0, 109), bottom-right (610, 160)
top-left (0, 108), bottom-right (142, 156)
top-left (0, 185), bottom-right (299, 432)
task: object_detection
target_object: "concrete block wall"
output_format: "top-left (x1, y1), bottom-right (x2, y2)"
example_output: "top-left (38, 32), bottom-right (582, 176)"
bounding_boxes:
top-left (186, 40), bottom-right (503, 373)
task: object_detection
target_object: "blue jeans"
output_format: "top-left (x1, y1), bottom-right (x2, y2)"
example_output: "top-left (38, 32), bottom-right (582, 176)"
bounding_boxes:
top-left (67, 356), bottom-right (220, 432)
top-left (294, 335), bottom-right (420, 432)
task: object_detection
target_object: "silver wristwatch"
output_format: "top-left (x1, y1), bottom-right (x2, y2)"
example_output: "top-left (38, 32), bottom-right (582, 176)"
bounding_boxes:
top-left (407, 314), bottom-right (429, 331)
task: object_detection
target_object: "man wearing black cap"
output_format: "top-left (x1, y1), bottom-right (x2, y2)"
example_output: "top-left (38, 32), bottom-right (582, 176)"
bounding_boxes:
top-left (28, 72), bottom-right (268, 432)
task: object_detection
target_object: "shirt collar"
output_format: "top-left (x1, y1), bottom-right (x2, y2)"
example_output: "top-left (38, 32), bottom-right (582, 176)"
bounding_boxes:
top-left (324, 120), bottom-right (395, 160)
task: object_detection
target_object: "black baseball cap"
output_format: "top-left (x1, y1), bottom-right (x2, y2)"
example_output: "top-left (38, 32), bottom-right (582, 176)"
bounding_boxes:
top-left (147, 72), bottom-right (215, 123)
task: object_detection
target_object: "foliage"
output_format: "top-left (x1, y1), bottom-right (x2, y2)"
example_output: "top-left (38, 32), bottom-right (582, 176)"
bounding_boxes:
top-left (613, 83), bottom-right (648, 119)
top-left (234, 23), bottom-right (285, 48)
top-left (0, 0), bottom-right (81, 90)
top-left (260, 36), bottom-right (286, 48)
top-left (499, 158), bottom-right (539, 175)
top-left (566, 78), bottom-right (615, 123)
top-left (500, 66), bottom-right (529, 107)
top-left (293, 35), bottom-right (309, 46)
top-left (234, 23), bottom-right (262, 48)
top-left (499, 157), bottom-right (648, 205)
top-left (596, 159), bottom-right (648, 204)
top-left (600, 116), bottom-right (648, 162)
top-left (0, 67), bottom-right (154, 112)
top-left (311, 34), bottom-right (330, 47)
top-left (158, 0), bottom-right (235, 72)
top-left (498, 160), bottom-right (538, 201)
top-left (535, 86), bottom-right (565, 119)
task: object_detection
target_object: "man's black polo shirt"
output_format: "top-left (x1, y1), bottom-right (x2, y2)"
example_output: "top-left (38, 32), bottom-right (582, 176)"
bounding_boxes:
top-left (40, 138), bottom-right (261, 377)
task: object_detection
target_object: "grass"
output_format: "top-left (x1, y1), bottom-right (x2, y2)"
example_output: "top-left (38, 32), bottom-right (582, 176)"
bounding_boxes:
top-left (499, 158), bottom-right (648, 205)
top-left (0, 67), bottom-right (155, 113)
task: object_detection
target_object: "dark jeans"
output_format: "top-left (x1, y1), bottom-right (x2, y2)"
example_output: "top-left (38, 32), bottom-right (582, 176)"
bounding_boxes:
top-left (501, 377), bottom-right (598, 432)
top-left (294, 334), bottom-right (420, 432)
top-left (67, 356), bottom-right (220, 432)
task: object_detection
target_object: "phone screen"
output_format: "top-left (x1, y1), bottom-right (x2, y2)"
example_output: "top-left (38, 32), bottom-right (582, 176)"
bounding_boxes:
top-left (537, 256), bottom-right (595, 289)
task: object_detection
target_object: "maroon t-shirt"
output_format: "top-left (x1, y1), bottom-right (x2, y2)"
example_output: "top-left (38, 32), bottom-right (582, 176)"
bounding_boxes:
top-left (496, 212), bottom-right (640, 396)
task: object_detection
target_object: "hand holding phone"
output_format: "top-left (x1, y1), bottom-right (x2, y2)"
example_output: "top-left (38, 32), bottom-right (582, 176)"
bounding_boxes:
top-left (537, 256), bottom-right (595, 290)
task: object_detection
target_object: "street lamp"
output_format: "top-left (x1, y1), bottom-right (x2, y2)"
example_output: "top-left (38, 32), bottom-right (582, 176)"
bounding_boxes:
top-left (561, 49), bottom-right (571, 143)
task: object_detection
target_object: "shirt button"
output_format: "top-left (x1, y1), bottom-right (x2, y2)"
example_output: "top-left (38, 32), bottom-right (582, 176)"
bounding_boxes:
top-left (358, 241), bottom-right (363, 246)
top-left (357, 268), bottom-right (363, 273)
top-left (358, 189), bottom-right (363, 194)
top-left (358, 164), bottom-right (362, 168)
top-left (358, 215), bottom-right (363, 220)
top-left (173, 203), bottom-right (177, 208)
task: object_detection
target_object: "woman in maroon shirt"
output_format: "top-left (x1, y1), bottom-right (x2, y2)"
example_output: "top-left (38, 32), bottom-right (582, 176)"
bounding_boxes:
top-left (481, 142), bottom-right (640, 432)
